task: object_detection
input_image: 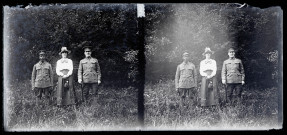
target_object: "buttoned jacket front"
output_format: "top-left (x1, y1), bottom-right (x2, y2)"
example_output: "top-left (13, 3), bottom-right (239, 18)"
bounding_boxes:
top-left (221, 58), bottom-right (245, 83)
top-left (31, 61), bottom-right (53, 89)
top-left (78, 57), bottom-right (101, 83)
top-left (175, 62), bottom-right (198, 88)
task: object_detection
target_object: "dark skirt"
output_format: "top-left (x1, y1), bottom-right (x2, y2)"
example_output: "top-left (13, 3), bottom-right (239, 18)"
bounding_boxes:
top-left (200, 76), bottom-right (219, 106)
top-left (57, 75), bottom-right (77, 105)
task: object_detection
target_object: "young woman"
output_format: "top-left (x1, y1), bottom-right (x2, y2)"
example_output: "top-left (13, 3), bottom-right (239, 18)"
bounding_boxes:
top-left (199, 47), bottom-right (219, 108)
top-left (56, 47), bottom-right (77, 107)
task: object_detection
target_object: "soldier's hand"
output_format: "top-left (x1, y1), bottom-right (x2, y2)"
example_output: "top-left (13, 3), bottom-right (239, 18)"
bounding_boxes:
top-left (242, 81), bottom-right (245, 85)
top-left (78, 79), bottom-right (82, 84)
top-left (222, 80), bottom-right (226, 85)
top-left (32, 87), bottom-right (35, 91)
top-left (98, 80), bottom-right (101, 85)
top-left (176, 88), bottom-right (178, 91)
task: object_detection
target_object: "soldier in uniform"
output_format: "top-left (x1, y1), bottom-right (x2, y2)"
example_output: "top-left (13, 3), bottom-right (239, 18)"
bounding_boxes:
top-left (78, 45), bottom-right (101, 105)
top-left (175, 52), bottom-right (198, 107)
top-left (31, 50), bottom-right (53, 106)
top-left (221, 48), bottom-right (245, 105)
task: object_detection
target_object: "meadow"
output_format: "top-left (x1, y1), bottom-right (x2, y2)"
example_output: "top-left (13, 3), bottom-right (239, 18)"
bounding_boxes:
top-left (144, 79), bottom-right (280, 130)
top-left (5, 78), bottom-right (281, 131)
top-left (5, 79), bottom-right (138, 131)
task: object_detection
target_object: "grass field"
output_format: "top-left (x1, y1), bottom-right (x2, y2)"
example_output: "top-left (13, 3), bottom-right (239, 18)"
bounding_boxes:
top-left (4, 78), bottom-right (281, 131)
top-left (144, 79), bottom-right (280, 130)
top-left (5, 79), bottom-right (138, 131)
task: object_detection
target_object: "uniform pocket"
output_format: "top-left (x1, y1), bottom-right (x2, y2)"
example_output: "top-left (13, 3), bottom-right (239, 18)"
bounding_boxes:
top-left (237, 73), bottom-right (242, 79)
top-left (234, 62), bottom-right (240, 70)
top-left (226, 62), bottom-right (233, 70)
top-left (91, 62), bottom-right (97, 70)
top-left (43, 66), bottom-right (50, 75)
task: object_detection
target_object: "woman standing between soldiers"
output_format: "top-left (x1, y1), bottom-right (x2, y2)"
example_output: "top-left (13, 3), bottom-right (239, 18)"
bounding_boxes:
top-left (199, 47), bottom-right (219, 110)
top-left (56, 47), bottom-right (77, 109)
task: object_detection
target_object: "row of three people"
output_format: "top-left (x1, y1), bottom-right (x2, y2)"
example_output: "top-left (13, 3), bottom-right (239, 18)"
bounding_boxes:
top-left (31, 46), bottom-right (101, 106)
top-left (175, 47), bottom-right (245, 107)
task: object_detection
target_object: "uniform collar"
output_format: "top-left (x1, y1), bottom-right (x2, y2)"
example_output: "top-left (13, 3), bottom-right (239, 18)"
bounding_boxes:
top-left (39, 60), bottom-right (46, 65)
top-left (229, 57), bottom-right (236, 60)
top-left (86, 56), bottom-right (92, 59)
top-left (182, 61), bottom-right (190, 65)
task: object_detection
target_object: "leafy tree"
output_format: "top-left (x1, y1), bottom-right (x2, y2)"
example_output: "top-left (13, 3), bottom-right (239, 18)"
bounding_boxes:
top-left (4, 4), bottom-right (138, 87)
top-left (144, 3), bottom-right (282, 88)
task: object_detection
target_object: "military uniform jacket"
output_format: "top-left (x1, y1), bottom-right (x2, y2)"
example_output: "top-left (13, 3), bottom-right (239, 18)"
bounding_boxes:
top-left (221, 58), bottom-right (245, 83)
top-left (31, 61), bottom-right (53, 89)
top-left (175, 62), bottom-right (198, 88)
top-left (78, 57), bottom-right (101, 83)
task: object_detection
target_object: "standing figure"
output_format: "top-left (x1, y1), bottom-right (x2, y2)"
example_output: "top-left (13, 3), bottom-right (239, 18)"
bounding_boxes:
top-left (56, 47), bottom-right (77, 107)
top-left (221, 48), bottom-right (245, 105)
top-left (31, 50), bottom-right (53, 106)
top-left (199, 47), bottom-right (219, 109)
top-left (78, 45), bottom-right (101, 105)
top-left (175, 52), bottom-right (198, 107)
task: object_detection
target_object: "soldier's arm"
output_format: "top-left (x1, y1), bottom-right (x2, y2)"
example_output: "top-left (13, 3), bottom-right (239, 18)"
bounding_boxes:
top-left (78, 60), bottom-right (83, 82)
top-left (96, 60), bottom-right (101, 81)
top-left (193, 65), bottom-right (198, 87)
top-left (175, 65), bottom-right (180, 89)
top-left (31, 65), bottom-right (36, 90)
top-left (221, 61), bottom-right (226, 82)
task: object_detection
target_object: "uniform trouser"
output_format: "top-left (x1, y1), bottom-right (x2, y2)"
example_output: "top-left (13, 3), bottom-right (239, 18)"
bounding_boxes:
top-left (34, 87), bottom-right (52, 105)
top-left (178, 88), bottom-right (197, 106)
top-left (82, 83), bottom-right (98, 102)
top-left (226, 83), bottom-right (242, 104)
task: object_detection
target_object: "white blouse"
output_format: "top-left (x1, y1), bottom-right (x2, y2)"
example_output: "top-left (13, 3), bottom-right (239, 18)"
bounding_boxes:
top-left (56, 58), bottom-right (73, 76)
top-left (199, 59), bottom-right (217, 77)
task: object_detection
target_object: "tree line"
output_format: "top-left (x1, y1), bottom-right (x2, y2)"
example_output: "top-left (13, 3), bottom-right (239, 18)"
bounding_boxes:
top-left (5, 4), bottom-right (139, 87)
top-left (144, 4), bottom-right (281, 88)
top-left (4, 4), bottom-right (282, 88)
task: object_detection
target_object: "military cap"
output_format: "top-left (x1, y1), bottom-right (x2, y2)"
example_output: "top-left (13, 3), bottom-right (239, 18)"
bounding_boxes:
top-left (228, 48), bottom-right (236, 53)
top-left (39, 50), bottom-right (46, 55)
top-left (80, 41), bottom-right (92, 50)
top-left (182, 52), bottom-right (189, 57)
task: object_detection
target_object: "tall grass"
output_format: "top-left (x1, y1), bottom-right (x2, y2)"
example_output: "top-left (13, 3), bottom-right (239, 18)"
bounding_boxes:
top-left (144, 79), bottom-right (280, 130)
top-left (5, 79), bottom-right (138, 131)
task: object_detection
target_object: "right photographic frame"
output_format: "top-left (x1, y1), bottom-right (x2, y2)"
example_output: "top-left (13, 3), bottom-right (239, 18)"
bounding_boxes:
top-left (143, 3), bottom-right (283, 130)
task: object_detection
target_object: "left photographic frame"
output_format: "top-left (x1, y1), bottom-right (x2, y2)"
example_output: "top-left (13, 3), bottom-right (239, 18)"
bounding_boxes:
top-left (3, 3), bottom-right (141, 131)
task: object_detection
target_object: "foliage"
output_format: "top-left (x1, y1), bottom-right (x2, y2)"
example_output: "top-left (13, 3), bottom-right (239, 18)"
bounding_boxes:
top-left (4, 4), bottom-right (138, 87)
top-left (144, 79), bottom-right (279, 129)
top-left (6, 79), bottom-right (138, 130)
top-left (144, 4), bottom-right (282, 88)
